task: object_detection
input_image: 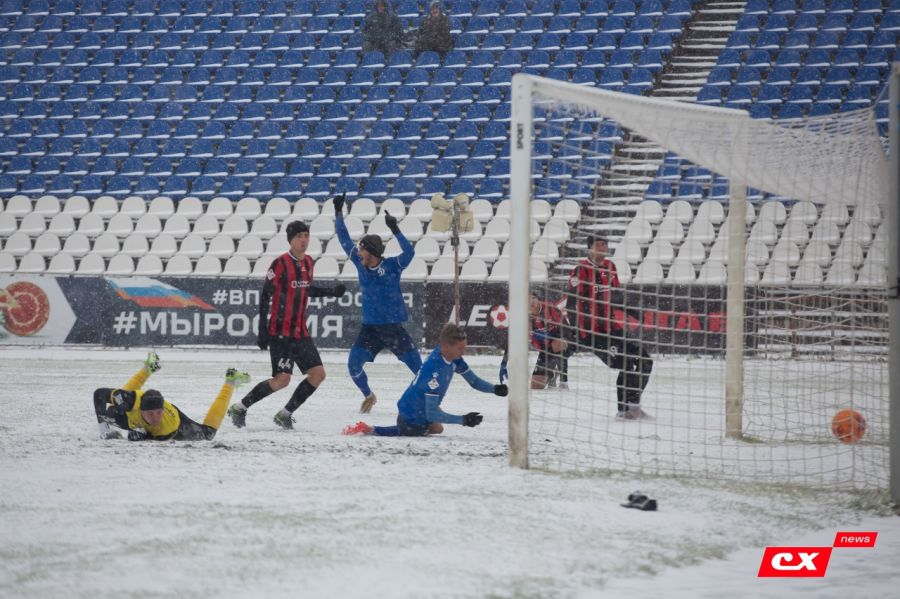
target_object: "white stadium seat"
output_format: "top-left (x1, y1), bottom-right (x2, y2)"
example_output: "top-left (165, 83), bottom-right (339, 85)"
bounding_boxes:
top-left (178, 234), bottom-right (207, 259)
top-left (665, 258), bottom-right (696, 284)
top-left (207, 234), bottom-right (236, 259)
top-left (249, 215), bottom-right (278, 239)
top-left (77, 253), bottom-right (106, 274)
top-left (91, 195), bottom-right (119, 219)
top-left (174, 196), bottom-right (204, 221)
top-left (134, 254), bottom-right (164, 275)
top-left (164, 255), bottom-right (194, 275)
top-left (33, 195), bottom-right (61, 217)
top-left (234, 197), bottom-right (262, 220)
top-left (192, 213), bottom-right (221, 238)
top-left (32, 232), bottom-right (61, 256)
top-left (17, 252), bottom-right (45, 273)
top-left (632, 258), bottom-right (664, 284)
top-left (150, 197), bottom-right (178, 221)
top-left (194, 255), bottom-right (222, 275)
top-left (309, 215), bottom-right (335, 239)
top-left (290, 197), bottom-right (319, 220)
top-left (610, 257), bottom-right (632, 284)
top-left (3, 232), bottom-right (31, 256)
top-left (121, 234), bottom-right (149, 257)
top-left (92, 233), bottom-right (120, 258)
top-left (61, 233), bottom-right (91, 258)
top-left (161, 214), bottom-right (191, 239)
top-left (149, 234), bottom-right (179, 258)
top-left (379, 198), bottom-right (407, 220)
top-left (235, 236), bottom-right (264, 259)
top-left (18, 213), bottom-right (46, 237)
top-left (206, 196), bottom-right (234, 220)
top-left (221, 214), bottom-right (249, 238)
top-left (223, 256), bottom-right (252, 276)
top-left (645, 238), bottom-right (674, 265)
top-left (134, 214), bottom-right (163, 237)
top-left (106, 255), bottom-right (135, 275)
top-left (47, 253), bottom-right (76, 274)
top-left (460, 258), bottom-right (488, 281)
top-left (62, 195), bottom-right (91, 219)
top-left (314, 256), bottom-right (340, 278)
top-left (0, 251), bottom-right (15, 272)
top-left (120, 196), bottom-right (147, 218)
top-left (350, 197), bottom-right (378, 222)
top-left (106, 213), bottom-right (134, 237)
top-left (401, 257), bottom-right (428, 281)
top-left (429, 257), bottom-right (457, 280)
top-left (5, 195), bottom-right (33, 218)
top-left (47, 213), bottom-right (76, 236)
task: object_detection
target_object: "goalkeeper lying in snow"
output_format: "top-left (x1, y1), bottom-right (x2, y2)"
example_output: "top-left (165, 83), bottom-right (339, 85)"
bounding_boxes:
top-left (93, 352), bottom-right (250, 441)
top-left (342, 323), bottom-right (507, 437)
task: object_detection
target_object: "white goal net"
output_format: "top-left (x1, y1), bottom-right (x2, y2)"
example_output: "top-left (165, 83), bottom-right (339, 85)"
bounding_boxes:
top-left (507, 73), bottom-right (895, 492)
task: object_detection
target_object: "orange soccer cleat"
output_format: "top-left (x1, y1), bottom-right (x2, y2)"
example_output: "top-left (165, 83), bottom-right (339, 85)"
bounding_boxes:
top-left (341, 421), bottom-right (373, 436)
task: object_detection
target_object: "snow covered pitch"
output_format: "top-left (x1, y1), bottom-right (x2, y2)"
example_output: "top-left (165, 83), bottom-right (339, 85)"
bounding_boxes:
top-left (1, 347), bottom-right (897, 598)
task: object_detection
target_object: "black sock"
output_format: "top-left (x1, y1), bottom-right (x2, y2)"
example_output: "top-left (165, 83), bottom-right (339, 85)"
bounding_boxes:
top-left (285, 380), bottom-right (317, 413)
top-left (241, 380), bottom-right (275, 409)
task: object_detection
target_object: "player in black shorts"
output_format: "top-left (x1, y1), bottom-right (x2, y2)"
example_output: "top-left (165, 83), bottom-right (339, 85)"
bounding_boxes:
top-left (227, 221), bottom-right (346, 430)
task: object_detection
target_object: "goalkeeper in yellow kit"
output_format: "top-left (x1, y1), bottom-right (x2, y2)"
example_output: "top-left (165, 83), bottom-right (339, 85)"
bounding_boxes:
top-left (92, 352), bottom-right (251, 441)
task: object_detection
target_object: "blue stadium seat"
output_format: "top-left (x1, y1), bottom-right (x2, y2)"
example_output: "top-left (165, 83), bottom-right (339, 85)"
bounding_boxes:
top-left (219, 176), bottom-right (246, 197)
top-left (277, 177), bottom-right (303, 197)
top-left (334, 178), bottom-right (360, 197)
top-left (289, 158), bottom-right (314, 178)
top-left (757, 85), bottom-right (783, 104)
top-left (397, 122), bottom-right (424, 141)
top-left (374, 159), bottom-right (401, 178)
top-left (248, 177), bottom-right (274, 198)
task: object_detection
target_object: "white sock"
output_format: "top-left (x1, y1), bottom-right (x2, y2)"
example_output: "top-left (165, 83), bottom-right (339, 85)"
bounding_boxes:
top-left (277, 408), bottom-right (291, 418)
top-left (98, 421), bottom-right (112, 436)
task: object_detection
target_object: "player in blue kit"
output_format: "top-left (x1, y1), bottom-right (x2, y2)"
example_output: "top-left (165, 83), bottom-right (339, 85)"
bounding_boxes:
top-left (333, 193), bottom-right (423, 414)
top-left (342, 324), bottom-right (508, 436)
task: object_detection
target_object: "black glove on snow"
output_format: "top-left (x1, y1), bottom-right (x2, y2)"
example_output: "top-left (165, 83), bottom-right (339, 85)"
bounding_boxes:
top-left (384, 212), bottom-right (400, 234)
top-left (127, 430), bottom-right (148, 441)
top-left (494, 384), bottom-right (508, 397)
top-left (462, 412), bottom-right (483, 427)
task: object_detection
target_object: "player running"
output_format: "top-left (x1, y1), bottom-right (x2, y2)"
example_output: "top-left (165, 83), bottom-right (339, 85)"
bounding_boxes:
top-left (342, 324), bottom-right (507, 437)
top-left (227, 220), bottom-right (346, 430)
top-left (568, 235), bottom-right (653, 419)
top-left (92, 351), bottom-right (250, 441)
top-left (333, 193), bottom-right (423, 414)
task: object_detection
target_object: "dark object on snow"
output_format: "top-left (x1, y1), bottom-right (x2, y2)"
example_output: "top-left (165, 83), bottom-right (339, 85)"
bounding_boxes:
top-left (621, 491), bottom-right (658, 511)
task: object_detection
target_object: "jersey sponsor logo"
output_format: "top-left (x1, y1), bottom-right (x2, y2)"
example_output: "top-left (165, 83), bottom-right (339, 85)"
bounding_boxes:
top-left (290, 280), bottom-right (310, 288)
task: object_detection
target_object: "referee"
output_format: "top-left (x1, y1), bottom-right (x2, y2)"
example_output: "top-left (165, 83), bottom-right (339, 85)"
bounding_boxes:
top-left (228, 220), bottom-right (346, 430)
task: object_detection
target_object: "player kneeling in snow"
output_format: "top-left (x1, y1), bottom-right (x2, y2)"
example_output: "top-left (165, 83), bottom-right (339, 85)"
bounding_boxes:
top-left (343, 324), bottom-right (507, 436)
top-left (92, 352), bottom-right (251, 441)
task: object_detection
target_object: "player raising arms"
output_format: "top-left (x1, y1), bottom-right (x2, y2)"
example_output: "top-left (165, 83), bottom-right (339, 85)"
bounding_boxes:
top-left (342, 324), bottom-right (507, 437)
top-left (93, 352), bottom-right (250, 441)
top-left (333, 193), bottom-right (423, 414)
top-left (567, 235), bottom-right (653, 419)
top-left (228, 221), bottom-right (346, 430)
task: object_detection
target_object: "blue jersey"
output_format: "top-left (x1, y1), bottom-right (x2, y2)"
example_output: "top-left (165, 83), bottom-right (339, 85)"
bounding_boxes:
top-left (336, 216), bottom-right (414, 325)
top-left (397, 346), bottom-right (494, 426)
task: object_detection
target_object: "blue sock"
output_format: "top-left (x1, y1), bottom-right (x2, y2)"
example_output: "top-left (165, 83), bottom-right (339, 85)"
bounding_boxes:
top-left (398, 349), bottom-right (422, 375)
top-left (348, 345), bottom-right (374, 397)
top-left (372, 425), bottom-right (399, 437)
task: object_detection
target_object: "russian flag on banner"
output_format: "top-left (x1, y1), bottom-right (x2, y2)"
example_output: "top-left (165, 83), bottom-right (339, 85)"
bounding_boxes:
top-left (106, 277), bottom-right (214, 310)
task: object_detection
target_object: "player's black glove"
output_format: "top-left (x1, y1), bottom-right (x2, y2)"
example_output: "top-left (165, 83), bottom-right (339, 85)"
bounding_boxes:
top-left (331, 284), bottom-right (346, 298)
top-left (384, 211), bottom-right (400, 234)
top-left (462, 412), bottom-right (483, 427)
top-left (127, 430), bottom-right (148, 441)
top-left (494, 384), bottom-right (508, 397)
top-left (257, 327), bottom-right (269, 351)
top-left (333, 192), bottom-right (346, 216)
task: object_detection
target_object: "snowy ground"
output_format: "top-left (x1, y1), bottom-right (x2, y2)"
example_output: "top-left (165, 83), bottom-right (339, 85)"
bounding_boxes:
top-left (0, 347), bottom-right (897, 599)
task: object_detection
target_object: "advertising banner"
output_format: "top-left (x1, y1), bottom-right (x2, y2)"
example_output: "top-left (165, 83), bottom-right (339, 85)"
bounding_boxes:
top-left (0, 275), bottom-right (425, 349)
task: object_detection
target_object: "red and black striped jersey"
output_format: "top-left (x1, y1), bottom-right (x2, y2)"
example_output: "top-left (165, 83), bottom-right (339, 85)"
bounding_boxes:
top-left (530, 301), bottom-right (565, 350)
top-left (262, 252), bottom-right (315, 340)
top-left (567, 257), bottom-right (619, 338)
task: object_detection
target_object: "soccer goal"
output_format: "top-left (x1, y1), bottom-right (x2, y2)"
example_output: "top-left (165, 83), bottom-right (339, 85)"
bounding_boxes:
top-left (507, 69), bottom-right (899, 500)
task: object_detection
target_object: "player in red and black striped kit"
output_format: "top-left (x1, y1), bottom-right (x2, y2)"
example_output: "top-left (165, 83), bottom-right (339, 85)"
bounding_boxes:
top-left (529, 294), bottom-right (574, 389)
top-left (566, 235), bottom-right (653, 419)
top-left (228, 220), bottom-right (346, 430)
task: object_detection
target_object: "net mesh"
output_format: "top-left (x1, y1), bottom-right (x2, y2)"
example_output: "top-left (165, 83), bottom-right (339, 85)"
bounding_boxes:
top-left (519, 77), bottom-right (890, 490)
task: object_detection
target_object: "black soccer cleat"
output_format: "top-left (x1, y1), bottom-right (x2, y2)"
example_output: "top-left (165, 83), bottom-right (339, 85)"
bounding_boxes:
top-left (227, 404), bottom-right (247, 428)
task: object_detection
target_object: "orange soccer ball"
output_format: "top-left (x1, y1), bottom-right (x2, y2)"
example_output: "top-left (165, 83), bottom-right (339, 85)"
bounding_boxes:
top-left (831, 409), bottom-right (866, 444)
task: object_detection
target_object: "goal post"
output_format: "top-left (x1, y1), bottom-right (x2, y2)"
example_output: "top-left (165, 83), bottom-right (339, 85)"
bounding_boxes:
top-left (508, 72), bottom-right (893, 494)
top-left (889, 62), bottom-right (900, 506)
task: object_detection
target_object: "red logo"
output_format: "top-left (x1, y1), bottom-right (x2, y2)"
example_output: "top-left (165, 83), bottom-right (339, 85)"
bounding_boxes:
top-left (757, 547), bottom-right (833, 577)
top-left (833, 532), bottom-right (878, 548)
top-left (489, 304), bottom-right (509, 329)
top-left (0, 281), bottom-right (50, 336)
